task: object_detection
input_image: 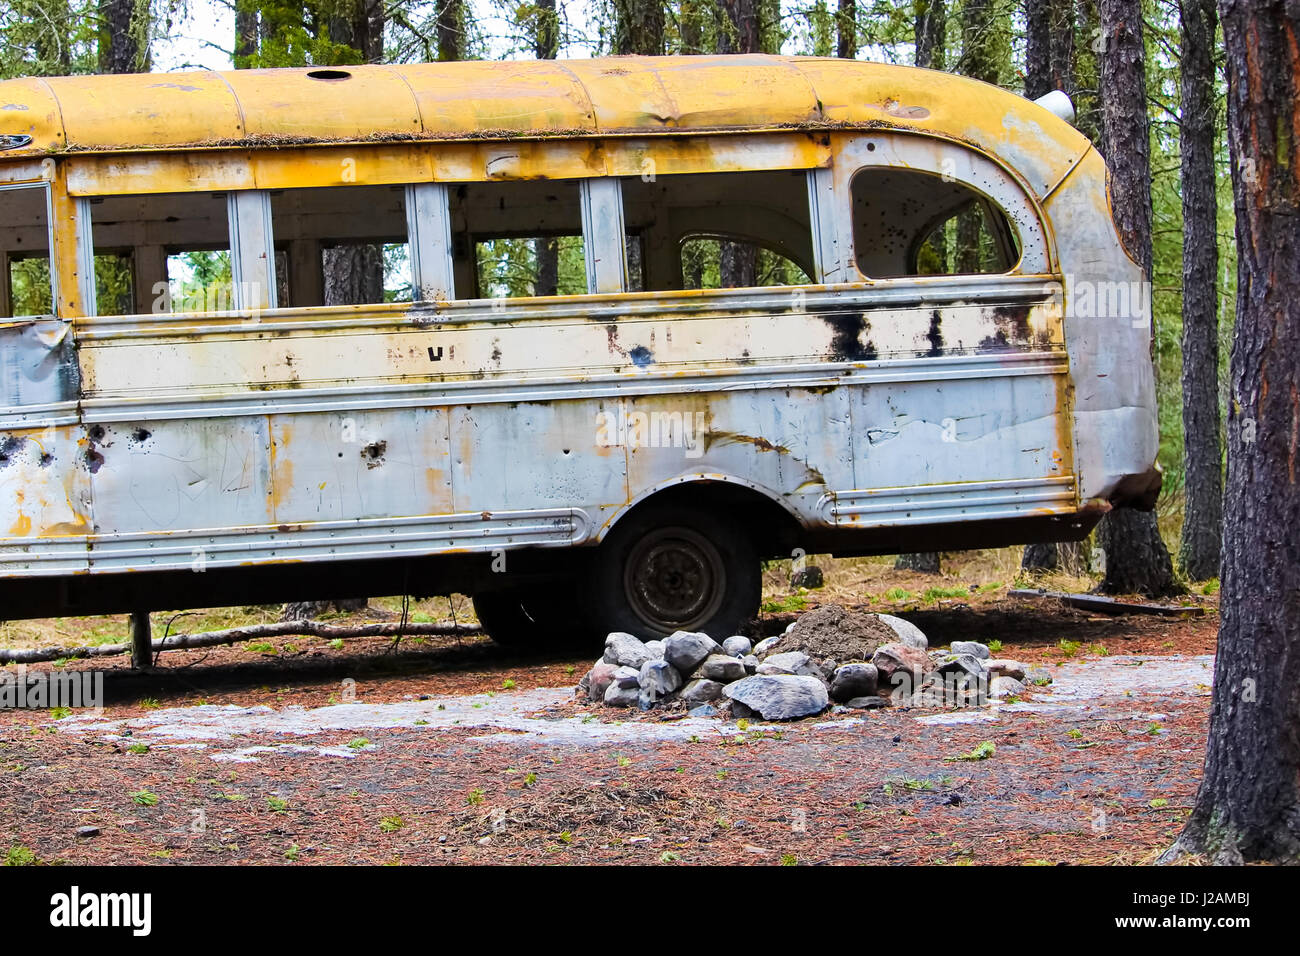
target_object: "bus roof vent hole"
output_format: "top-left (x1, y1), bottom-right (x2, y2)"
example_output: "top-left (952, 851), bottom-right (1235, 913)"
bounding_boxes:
top-left (306, 69), bottom-right (352, 81)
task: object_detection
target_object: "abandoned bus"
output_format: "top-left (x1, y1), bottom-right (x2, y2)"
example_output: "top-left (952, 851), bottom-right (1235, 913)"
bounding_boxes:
top-left (0, 55), bottom-right (1159, 645)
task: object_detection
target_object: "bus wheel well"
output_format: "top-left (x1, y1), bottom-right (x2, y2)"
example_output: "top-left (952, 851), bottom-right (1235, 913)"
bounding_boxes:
top-left (608, 482), bottom-right (804, 559)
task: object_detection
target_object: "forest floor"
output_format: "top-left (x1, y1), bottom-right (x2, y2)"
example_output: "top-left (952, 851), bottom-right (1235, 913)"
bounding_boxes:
top-left (0, 548), bottom-right (1219, 866)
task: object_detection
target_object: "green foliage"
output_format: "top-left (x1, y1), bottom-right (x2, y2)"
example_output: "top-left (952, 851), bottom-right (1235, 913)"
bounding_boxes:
top-left (4, 845), bottom-right (37, 866)
top-left (946, 740), bottom-right (995, 762)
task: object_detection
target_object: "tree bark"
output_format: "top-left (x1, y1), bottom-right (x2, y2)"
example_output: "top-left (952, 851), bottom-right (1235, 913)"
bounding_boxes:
top-left (614, 0), bottom-right (665, 55)
top-left (914, 0), bottom-right (945, 70)
top-left (1176, 0), bottom-right (1222, 582)
top-left (234, 1), bottom-right (259, 68)
top-left (1169, 0), bottom-right (1300, 865)
top-left (1071, 0), bottom-right (1103, 145)
top-left (436, 0), bottom-right (464, 61)
top-left (1093, 0), bottom-right (1178, 598)
top-left (1025, 0), bottom-right (1075, 99)
top-left (680, 0), bottom-right (706, 53)
top-left (837, 0), bottom-right (857, 59)
top-left (895, 551), bottom-right (941, 574)
top-left (98, 0), bottom-right (148, 74)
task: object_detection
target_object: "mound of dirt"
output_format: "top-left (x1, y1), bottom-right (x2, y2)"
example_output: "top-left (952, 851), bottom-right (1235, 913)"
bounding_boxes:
top-left (767, 604), bottom-right (898, 663)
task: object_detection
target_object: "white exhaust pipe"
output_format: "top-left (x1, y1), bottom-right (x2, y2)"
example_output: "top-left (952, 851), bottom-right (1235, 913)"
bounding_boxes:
top-left (1032, 89), bottom-right (1076, 125)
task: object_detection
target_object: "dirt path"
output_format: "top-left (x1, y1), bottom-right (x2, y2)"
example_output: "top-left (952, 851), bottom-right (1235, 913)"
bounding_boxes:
top-left (0, 598), bottom-right (1217, 865)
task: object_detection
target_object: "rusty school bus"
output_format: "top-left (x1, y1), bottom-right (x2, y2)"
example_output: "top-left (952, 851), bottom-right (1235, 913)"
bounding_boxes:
top-left (0, 55), bottom-right (1159, 644)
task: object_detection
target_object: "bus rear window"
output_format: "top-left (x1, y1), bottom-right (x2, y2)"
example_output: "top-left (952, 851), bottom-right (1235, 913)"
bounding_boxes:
top-left (851, 168), bottom-right (1019, 278)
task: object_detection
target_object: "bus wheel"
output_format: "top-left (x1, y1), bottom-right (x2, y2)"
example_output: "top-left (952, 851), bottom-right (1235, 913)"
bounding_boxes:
top-left (590, 506), bottom-right (760, 640)
top-left (472, 583), bottom-right (581, 647)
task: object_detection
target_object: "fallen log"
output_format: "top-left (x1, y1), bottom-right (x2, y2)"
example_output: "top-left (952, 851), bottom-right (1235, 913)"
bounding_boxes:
top-left (1007, 589), bottom-right (1207, 618)
top-left (0, 620), bottom-right (483, 665)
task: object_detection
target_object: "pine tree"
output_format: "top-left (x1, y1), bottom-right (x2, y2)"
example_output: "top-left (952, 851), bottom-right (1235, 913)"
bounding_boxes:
top-left (1168, 0), bottom-right (1300, 865)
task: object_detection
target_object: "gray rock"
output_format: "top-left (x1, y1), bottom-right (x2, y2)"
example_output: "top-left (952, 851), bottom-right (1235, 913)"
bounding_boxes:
top-left (612, 665), bottom-right (641, 689)
top-left (663, 631), bottom-right (721, 673)
top-left (845, 695), bottom-right (889, 710)
top-left (989, 676), bottom-right (1026, 698)
top-left (688, 704), bottom-right (719, 718)
top-left (876, 614), bottom-right (928, 650)
top-left (639, 659), bottom-right (683, 699)
top-left (681, 679), bottom-right (725, 706)
top-left (950, 640), bottom-right (991, 660)
top-left (987, 659), bottom-right (1026, 681)
top-left (586, 662), bottom-right (620, 702)
top-left (938, 654), bottom-right (986, 679)
top-left (757, 650), bottom-right (811, 675)
top-left (604, 681), bottom-right (639, 707)
top-left (723, 675), bottom-right (829, 721)
top-left (75, 825), bottom-right (100, 838)
top-left (872, 643), bottom-right (933, 684)
top-left (742, 654), bottom-right (759, 674)
top-left (790, 565), bottom-right (824, 589)
top-left (644, 640), bottom-right (666, 659)
top-left (1025, 666), bottom-right (1053, 686)
top-left (603, 632), bottom-right (653, 668)
top-left (722, 635), bottom-right (753, 658)
top-left (752, 635), bottom-right (782, 658)
top-left (819, 658), bottom-right (838, 679)
top-left (830, 662), bottom-right (879, 702)
top-left (696, 654), bottom-right (747, 683)
top-left (729, 700), bottom-right (758, 720)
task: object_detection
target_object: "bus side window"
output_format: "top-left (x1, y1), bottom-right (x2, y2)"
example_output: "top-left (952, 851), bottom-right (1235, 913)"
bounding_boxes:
top-left (450, 180), bottom-right (587, 299)
top-left (620, 169), bottom-right (815, 292)
top-left (851, 168), bottom-right (1020, 278)
top-left (88, 192), bottom-right (232, 315)
top-left (270, 184), bottom-right (412, 307)
top-left (1, 185), bottom-right (54, 319)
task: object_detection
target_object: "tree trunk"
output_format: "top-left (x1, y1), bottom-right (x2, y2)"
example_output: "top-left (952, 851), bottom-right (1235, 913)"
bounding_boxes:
top-left (437, 0), bottom-right (464, 61)
top-left (1071, 0), bottom-right (1103, 144)
top-left (837, 0), bottom-right (856, 59)
top-left (1025, 0), bottom-right (1075, 98)
top-left (614, 0), bottom-right (665, 54)
top-left (680, 0), bottom-right (706, 53)
top-left (98, 0), bottom-right (148, 74)
top-left (1093, 0), bottom-right (1178, 598)
top-left (1168, 0), bottom-right (1300, 865)
top-left (234, 1), bottom-right (259, 68)
top-left (1176, 0), bottom-right (1222, 582)
top-left (914, 0), bottom-right (945, 70)
top-left (895, 551), bottom-right (941, 574)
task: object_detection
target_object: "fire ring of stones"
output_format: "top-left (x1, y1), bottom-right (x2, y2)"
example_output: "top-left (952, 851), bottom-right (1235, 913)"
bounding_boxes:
top-left (575, 604), bottom-right (1047, 721)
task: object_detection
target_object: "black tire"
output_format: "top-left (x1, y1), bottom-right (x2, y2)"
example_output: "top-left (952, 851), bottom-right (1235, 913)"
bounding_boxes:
top-left (472, 581), bottom-right (584, 647)
top-left (587, 504), bottom-right (760, 640)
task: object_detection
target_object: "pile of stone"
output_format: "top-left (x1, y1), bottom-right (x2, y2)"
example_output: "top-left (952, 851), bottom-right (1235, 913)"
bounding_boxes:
top-left (576, 605), bottom-right (1044, 721)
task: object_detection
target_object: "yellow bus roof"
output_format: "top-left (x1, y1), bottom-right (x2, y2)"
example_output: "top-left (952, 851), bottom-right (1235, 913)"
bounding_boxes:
top-left (0, 54), bottom-right (1090, 197)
